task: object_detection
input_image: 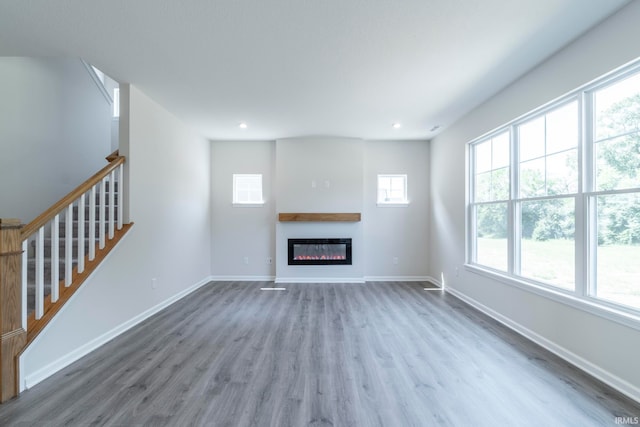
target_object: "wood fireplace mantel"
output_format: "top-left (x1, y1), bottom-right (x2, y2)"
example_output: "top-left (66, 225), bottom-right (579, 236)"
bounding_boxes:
top-left (278, 213), bottom-right (361, 222)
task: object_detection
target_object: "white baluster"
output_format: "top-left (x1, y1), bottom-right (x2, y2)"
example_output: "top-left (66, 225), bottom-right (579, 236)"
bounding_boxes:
top-left (117, 164), bottom-right (123, 230)
top-left (108, 170), bottom-right (115, 239)
top-left (89, 185), bottom-right (96, 260)
top-left (36, 226), bottom-right (45, 319)
top-left (22, 239), bottom-right (28, 329)
top-left (99, 177), bottom-right (106, 249)
top-left (65, 203), bottom-right (74, 287)
top-left (51, 214), bottom-right (60, 303)
top-left (78, 193), bottom-right (85, 273)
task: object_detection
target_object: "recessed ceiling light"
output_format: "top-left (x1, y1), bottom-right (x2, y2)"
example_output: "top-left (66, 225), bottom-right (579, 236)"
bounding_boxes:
top-left (392, 123), bottom-right (402, 129)
top-left (238, 122), bottom-right (248, 129)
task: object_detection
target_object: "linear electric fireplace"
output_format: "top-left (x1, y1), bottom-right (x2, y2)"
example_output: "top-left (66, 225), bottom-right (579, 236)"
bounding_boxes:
top-left (288, 238), bottom-right (352, 265)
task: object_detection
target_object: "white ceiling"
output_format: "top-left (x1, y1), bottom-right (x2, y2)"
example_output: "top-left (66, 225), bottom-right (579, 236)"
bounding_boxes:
top-left (0, 0), bottom-right (631, 141)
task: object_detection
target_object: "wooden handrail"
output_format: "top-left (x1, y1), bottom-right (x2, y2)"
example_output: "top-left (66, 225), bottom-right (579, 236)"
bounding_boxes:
top-left (21, 156), bottom-right (125, 239)
top-left (105, 150), bottom-right (119, 162)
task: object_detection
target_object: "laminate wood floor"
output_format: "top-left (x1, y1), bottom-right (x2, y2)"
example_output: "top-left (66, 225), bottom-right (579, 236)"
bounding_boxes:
top-left (1, 282), bottom-right (638, 426)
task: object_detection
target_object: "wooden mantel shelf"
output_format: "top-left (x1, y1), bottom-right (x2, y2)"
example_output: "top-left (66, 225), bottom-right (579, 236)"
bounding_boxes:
top-left (278, 213), bottom-right (361, 222)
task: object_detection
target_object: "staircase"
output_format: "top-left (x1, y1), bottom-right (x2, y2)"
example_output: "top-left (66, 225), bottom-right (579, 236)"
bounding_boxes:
top-left (24, 181), bottom-right (118, 316)
top-left (0, 152), bottom-right (132, 402)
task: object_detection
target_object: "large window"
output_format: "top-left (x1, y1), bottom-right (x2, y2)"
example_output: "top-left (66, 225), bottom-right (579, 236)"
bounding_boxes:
top-left (468, 62), bottom-right (640, 315)
top-left (592, 72), bottom-right (640, 309)
top-left (472, 132), bottom-right (509, 271)
top-left (517, 101), bottom-right (578, 290)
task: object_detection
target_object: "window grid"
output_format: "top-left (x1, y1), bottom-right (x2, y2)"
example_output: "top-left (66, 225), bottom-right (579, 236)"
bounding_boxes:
top-left (468, 60), bottom-right (640, 317)
top-left (377, 174), bottom-right (408, 204)
top-left (233, 174), bottom-right (264, 204)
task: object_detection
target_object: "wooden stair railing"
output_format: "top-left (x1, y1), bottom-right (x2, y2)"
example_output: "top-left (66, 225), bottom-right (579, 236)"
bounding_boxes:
top-left (0, 154), bottom-right (132, 402)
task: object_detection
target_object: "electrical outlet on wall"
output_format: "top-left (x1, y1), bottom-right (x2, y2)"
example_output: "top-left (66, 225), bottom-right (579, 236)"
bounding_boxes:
top-left (151, 278), bottom-right (158, 289)
top-left (393, 257), bottom-right (399, 265)
top-left (266, 257), bottom-right (272, 265)
top-left (243, 257), bottom-right (249, 265)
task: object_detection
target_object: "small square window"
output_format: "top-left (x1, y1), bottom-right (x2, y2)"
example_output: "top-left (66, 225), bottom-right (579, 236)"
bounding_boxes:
top-left (233, 174), bottom-right (264, 205)
top-left (377, 174), bottom-right (408, 205)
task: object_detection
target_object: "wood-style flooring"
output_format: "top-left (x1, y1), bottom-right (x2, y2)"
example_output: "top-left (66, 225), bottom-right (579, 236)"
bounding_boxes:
top-left (0, 281), bottom-right (638, 426)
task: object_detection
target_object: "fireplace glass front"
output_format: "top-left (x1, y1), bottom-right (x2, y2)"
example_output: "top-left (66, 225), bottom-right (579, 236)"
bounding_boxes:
top-left (288, 238), bottom-right (352, 265)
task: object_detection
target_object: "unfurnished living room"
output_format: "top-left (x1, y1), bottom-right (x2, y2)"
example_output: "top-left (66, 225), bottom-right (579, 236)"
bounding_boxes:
top-left (1, 1), bottom-right (640, 426)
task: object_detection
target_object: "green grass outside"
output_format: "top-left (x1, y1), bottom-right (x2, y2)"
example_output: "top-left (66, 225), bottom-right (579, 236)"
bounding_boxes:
top-left (477, 238), bottom-right (640, 309)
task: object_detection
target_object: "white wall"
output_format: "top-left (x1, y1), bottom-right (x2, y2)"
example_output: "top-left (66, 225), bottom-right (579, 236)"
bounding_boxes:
top-left (0, 58), bottom-right (112, 222)
top-left (211, 141), bottom-right (275, 279)
top-left (20, 85), bottom-right (212, 389)
top-left (363, 140), bottom-right (430, 280)
top-left (429, 1), bottom-right (640, 401)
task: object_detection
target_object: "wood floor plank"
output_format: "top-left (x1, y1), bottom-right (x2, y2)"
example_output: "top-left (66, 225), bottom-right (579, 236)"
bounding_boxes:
top-left (0, 281), bottom-right (638, 426)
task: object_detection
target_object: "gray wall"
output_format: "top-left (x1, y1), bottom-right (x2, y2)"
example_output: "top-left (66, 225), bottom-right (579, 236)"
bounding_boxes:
top-left (0, 58), bottom-right (112, 222)
top-left (429, 0), bottom-right (640, 401)
top-left (363, 140), bottom-right (429, 280)
top-left (211, 140), bottom-right (276, 279)
top-left (210, 137), bottom-right (430, 281)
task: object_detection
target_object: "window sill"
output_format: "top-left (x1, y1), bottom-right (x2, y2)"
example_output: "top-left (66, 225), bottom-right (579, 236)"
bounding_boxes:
top-left (232, 202), bottom-right (265, 207)
top-left (464, 263), bottom-right (640, 332)
top-left (376, 202), bottom-right (410, 207)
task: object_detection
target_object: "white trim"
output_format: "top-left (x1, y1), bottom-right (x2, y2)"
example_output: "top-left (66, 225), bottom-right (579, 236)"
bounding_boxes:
top-left (81, 60), bottom-right (112, 104)
top-left (465, 264), bottom-right (640, 332)
top-left (21, 275), bottom-right (213, 391)
top-left (232, 202), bottom-right (265, 207)
top-left (209, 275), bottom-right (276, 282)
top-left (364, 275), bottom-right (434, 282)
top-left (445, 286), bottom-right (640, 405)
top-left (275, 277), bottom-right (365, 284)
top-left (428, 275), bottom-right (443, 287)
top-left (376, 202), bottom-right (410, 207)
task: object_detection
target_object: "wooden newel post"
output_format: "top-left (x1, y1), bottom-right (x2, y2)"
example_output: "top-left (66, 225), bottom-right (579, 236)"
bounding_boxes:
top-left (0, 218), bottom-right (26, 402)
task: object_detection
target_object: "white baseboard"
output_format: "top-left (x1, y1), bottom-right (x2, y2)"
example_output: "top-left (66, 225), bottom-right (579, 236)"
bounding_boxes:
top-left (22, 276), bottom-right (213, 391)
top-left (209, 275), bottom-right (276, 282)
top-left (364, 275), bottom-right (436, 282)
top-left (446, 286), bottom-right (640, 405)
top-left (275, 277), bottom-right (365, 284)
top-left (427, 276), bottom-right (443, 287)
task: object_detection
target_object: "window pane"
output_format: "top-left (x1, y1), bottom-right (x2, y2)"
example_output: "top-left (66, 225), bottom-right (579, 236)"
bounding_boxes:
top-left (233, 174), bottom-right (263, 203)
top-left (520, 198), bottom-right (575, 290)
top-left (546, 150), bottom-right (578, 195)
top-left (519, 116), bottom-right (545, 161)
top-left (475, 203), bottom-right (508, 271)
top-left (492, 167), bottom-right (509, 201)
top-left (595, 134), bottom-right (640, 191)
top-left (475, 141), bottom-right (491, 173)
top-left (475, 172), bottom-right (491, 202)
top-left (595, 194), bottom-right (640, 309)
top-left (474, 133), bottom-right (510, 202)
top-left (546, 102), bottom-right (578, 154)
top-left (492, 132), bottom-right (510, 168)
top-left (377, 175), bottom-right (406, 203)
top-left (594, 72), bottom-right (640, 141)
top-left (520, 158), bottom-right (545, 198)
